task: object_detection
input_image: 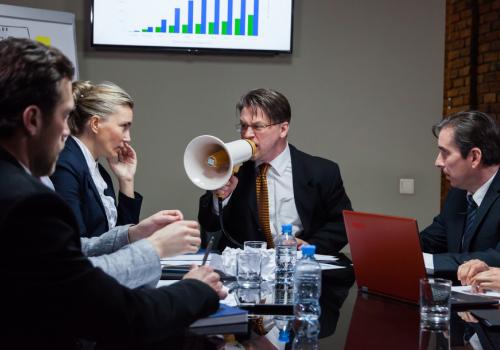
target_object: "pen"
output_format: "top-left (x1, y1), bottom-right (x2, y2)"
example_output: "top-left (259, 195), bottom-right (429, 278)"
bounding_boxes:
top-left (202, 236), bottom-right (215, 266)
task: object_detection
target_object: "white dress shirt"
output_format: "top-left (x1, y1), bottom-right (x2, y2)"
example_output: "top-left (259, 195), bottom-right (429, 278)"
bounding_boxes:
top-left (215, 143), bottom-right (303, 242)
top-left (470, 170), bottom-right (497, 208)
top-left (256, 143), bottom-right (303, 240)
top-left (72, 136), bottom-right (118, 230)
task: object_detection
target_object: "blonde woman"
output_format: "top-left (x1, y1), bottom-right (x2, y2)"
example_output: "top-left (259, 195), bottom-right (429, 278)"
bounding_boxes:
top-left (51, 81), bottom-right (142, 237)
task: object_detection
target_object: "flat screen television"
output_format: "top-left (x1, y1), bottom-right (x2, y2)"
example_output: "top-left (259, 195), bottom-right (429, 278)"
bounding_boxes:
top-left (91, 0), bottom-right (294, 54)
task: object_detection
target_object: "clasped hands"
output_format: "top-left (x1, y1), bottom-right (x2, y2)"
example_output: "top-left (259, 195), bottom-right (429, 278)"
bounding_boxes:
top-left (457, 259), bottom-right (500, 293)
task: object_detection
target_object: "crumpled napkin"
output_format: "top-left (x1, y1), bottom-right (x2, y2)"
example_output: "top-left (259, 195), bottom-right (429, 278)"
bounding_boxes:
top-left (210, 247), bottom-right (276, 281)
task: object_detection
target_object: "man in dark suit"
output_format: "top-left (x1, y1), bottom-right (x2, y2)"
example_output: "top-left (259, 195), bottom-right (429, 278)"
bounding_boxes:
top-left (420, 111), bottom-right (500, 277)
top-left (0, 37), bottom-right (225, 349)
top-left (198, 88), bottom-right (352, 254)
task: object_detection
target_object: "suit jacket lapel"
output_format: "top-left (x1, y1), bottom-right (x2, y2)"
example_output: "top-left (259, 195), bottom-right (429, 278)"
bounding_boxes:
top-left (235, 161), bottom-right (259, 227)
top-left (84, 172), bottom-right (107, 216)
top-left (290, 145), bottom-right (314, 232)
top-left (463, 171), bottom-right (500, 251)
top-left (449, 195), bottom-right (468, 253)
top-left (67, 138), bottom-right (107, 218)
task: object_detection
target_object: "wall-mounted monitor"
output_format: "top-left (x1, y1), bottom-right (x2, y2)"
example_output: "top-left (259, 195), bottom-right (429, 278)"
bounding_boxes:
top-left (91, 0), bottom-right (294, 54)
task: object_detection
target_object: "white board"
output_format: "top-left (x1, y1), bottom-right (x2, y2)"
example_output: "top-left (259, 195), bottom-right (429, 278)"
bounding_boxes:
top-left (0, 4), bottom-right (79, 78)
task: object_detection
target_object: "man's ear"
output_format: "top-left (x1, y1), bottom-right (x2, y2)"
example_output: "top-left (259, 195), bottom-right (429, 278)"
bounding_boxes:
top-left (280, 121), bottom-right (289, 138)
top-left (21, 105), bottom-right (43, 136)
top-left (470, 147), bottom-right (482, 168)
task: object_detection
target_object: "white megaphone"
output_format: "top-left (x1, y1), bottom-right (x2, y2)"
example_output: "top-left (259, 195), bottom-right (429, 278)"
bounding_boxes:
top-left (184, 135), bottom-right (256, 191)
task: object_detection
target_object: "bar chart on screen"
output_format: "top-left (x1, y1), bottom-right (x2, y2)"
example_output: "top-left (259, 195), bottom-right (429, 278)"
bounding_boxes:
top-left (92, 0), bottom-right (293, 52)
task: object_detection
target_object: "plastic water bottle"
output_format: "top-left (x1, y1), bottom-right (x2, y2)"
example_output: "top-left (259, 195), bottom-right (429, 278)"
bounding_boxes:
top-left (274, 315), bottom-right (293, 344)
top-left (275, 224), bottom-right (297, 287)
top-left (273, 287), bottom-right (294, 344)
top-left (292, 318), bottom-right (320, 350)
top-left (293, 245), bottom-right (321, 321)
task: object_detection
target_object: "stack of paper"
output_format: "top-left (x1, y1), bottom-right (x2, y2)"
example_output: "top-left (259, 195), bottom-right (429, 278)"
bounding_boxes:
top-left (452, 285), bottom-right (500, 299)
top-left (160, 253), bottom-right (212, 267)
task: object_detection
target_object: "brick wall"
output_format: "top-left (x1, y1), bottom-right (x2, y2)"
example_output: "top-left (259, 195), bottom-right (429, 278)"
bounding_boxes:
top-left (441, 0), bottom-right (500, 204)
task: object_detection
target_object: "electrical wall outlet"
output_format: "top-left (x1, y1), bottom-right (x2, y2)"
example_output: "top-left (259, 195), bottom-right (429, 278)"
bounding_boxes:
top-left (399, 178), bottom-right (415, 194)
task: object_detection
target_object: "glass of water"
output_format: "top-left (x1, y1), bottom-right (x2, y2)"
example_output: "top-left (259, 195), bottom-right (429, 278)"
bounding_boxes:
top-left (243, 241), bottom-right (267, 252)
top-left (419, 278), bottom-right (452, 328)
top-left (237, 251), bottom-right (262, 288)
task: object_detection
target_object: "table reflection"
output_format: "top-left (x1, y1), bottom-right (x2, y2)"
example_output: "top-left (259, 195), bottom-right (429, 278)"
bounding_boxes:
top-left (99, 253), bottom-right (500, 349)
top-left (238, 254), bottom-right (356, 349)
top-left (344, 291), bottom-right (500, 350)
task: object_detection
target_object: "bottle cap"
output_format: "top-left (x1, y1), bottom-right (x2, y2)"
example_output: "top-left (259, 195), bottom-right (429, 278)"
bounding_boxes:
top-left (278, 329), bottom-right (290, 343)
top-left (281, 224), bottom-right (292, 234)
top-left (301, 245), bottom-right (316, 256)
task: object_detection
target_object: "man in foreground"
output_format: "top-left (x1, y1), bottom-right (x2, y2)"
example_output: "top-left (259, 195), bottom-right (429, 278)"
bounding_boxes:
top-left (0, 37), bottom-right (225, 349)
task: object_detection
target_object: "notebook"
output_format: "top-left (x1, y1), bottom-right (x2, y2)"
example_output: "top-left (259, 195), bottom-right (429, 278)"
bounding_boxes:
top-left (188, 322), bottom-right (249, 335)
top-left (161, 264), bottom-right (236, 282)
top-left (343, 210), bottom-right (499, 308)
top-left (189, 303), bottom-right (248, 328)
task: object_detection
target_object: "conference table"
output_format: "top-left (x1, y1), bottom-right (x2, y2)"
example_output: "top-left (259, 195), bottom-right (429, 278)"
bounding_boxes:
top-left (105, 254), bottom-right (500, 349)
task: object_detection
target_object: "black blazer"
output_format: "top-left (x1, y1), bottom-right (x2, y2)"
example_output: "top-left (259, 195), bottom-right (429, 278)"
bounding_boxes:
top-left (198, 144), bottom-right (352, 255)
top-left (0, 147), bottom-right (218, 349)
top-left (420, 171), bottom-right (500, 275)
top-left (51, 137), bottom-right (142, 237)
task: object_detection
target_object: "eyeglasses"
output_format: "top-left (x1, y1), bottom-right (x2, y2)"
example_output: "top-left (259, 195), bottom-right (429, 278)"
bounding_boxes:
top-left (235, 122), bottom-right (282, 133)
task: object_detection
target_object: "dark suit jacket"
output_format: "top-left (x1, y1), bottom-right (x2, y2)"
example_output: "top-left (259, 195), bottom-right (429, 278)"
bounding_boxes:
top-left (473, 321), bottom-right (500, 350)
top-left (198, 144), bottom-right (352, 255)
top-left (0, 147), bottom-right (218, 349)
top-left (420, 171), bottom-right (500, 275)
top-left (51, 136), bottom-right (142, 238)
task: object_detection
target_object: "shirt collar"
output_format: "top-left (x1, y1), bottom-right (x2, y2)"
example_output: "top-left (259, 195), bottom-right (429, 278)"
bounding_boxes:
top-left (17, 160), bottom-right (32, 175)
top-left (255, 143), bottom-right (290, 176)
top-left (71, 135), bottom-right (99, 173)
top-left (17, 160), bottom-right (55, 190)
top-left (470, 170), bottom-right (498, 207)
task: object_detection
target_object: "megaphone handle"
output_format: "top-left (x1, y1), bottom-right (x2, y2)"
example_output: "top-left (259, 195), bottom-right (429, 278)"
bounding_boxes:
top-left (217, 198), bottom-right (243, 248)
top-left (214, 167), bottom-right (238, 199)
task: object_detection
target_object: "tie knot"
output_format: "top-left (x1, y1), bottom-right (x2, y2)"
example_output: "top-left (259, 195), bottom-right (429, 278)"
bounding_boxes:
top-left (259, 163), bottom-right (270, 176)
top-left (466, 194), bottom-right (477, 209)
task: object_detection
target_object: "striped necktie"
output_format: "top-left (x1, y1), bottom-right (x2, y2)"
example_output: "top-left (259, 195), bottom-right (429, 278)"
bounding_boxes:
top-left (256, 163), bottom-right (274, 248)
top-left (461, 194), bottom-right (478, 252)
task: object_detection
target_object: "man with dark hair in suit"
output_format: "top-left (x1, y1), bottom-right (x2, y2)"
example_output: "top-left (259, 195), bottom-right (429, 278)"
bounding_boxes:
top-left (0, 37), bottom-right (224, 349)
top-left (198, 88), bottom-right (352, 254)
top-left (420, 111), bottom-right (500, 276)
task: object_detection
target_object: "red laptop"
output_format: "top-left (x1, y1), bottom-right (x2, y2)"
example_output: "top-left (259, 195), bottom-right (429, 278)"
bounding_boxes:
top-left (343, 210), bottom-right (500, 307)
top-left (343, 210), bottom-right (426, 304)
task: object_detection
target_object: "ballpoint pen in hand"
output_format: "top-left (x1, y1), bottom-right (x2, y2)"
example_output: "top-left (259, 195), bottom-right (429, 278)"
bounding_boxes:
top-left (202, 236), bottom-right (215, 266)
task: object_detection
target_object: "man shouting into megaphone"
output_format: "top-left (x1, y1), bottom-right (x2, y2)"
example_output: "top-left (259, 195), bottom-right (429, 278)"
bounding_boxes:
top-left (198, 88), bottom-right (352, 255)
